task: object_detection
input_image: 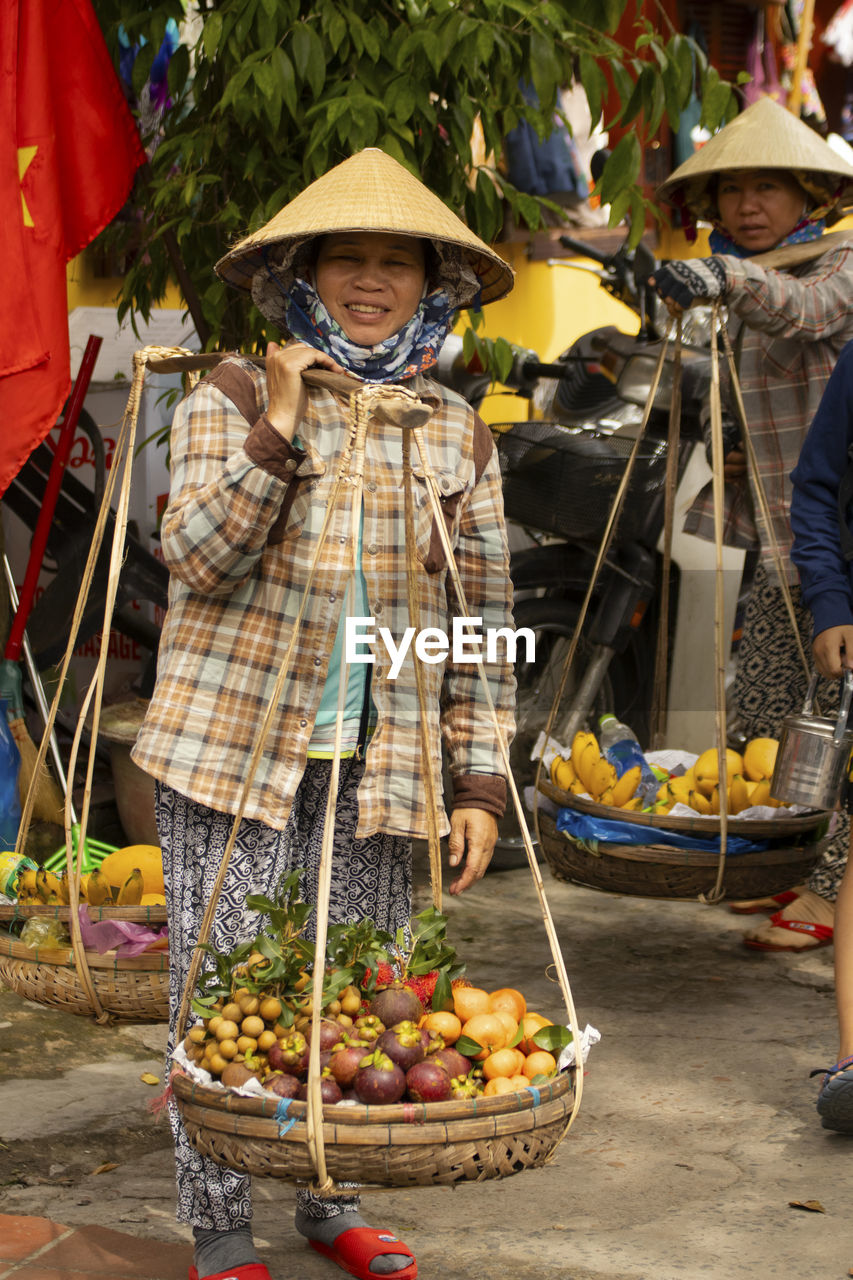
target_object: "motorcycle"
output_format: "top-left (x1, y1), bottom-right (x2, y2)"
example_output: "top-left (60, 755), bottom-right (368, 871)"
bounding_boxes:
top-left (437, 231), bottom-right (751, 853)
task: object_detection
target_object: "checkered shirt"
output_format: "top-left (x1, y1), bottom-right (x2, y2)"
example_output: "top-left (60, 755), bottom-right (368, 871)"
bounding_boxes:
top-left (132, 357), bottom-right (516, 839)
top-left (685, 244), bottom-right (853, 581)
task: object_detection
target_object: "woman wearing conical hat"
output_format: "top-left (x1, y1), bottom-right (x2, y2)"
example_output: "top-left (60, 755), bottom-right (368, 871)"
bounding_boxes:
top-left (133, 150), bottom-right (516, 1280)
top-left (652, 97), bottom-right (853, 952)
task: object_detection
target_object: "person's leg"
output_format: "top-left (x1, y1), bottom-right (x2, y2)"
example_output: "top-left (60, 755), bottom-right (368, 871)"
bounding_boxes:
top-left (832, 831), bottom-right (853, 1061)
top-left (733, 567), bottom-right (847, 946)
top-left (289, 758), bottom-right (415, 1276)
top-left (160, 782), bottom-right (300, 1278)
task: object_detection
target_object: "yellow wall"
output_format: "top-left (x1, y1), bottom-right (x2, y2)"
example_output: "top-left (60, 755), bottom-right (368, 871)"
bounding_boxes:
top-left (66, 253), bottom-right (184, 311)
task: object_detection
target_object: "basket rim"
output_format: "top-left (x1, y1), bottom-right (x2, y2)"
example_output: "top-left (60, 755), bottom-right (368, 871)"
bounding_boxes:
top-left (538, 778), bottom-right (830, 837)
top-left (0, 927), bottom-right (169, 970)
top-left (0, 903), bottom-right (167, 924)
top-left (171, 1065), bottom-right (573, 1127)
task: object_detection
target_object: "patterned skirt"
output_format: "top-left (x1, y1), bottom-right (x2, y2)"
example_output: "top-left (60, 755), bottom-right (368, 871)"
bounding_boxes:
top-left (157, 757), bottom-right (412, 1230)
top-left (734, 563), bottom-right (848, 900)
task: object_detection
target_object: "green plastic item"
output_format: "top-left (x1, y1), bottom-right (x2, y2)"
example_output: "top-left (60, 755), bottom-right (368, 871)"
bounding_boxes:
top-left (43, 825), bottom-right (117, 875)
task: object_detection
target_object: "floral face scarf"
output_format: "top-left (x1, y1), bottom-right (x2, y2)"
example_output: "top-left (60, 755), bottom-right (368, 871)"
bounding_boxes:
top-left (709, 214), bottom-right (826, 258)
top-left (280, 275), bottom-right (457, 382)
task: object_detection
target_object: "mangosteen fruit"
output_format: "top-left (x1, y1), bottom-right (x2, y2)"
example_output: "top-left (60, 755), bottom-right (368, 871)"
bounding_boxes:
top-left (369, 982), bottom-right (423, 1029)
top-left (297, 1071), bottom-right (344, 1106)
top-left (353, 1014), bottom-right (385, 1042)
top-left (328, 1037), bottom-right (371, 1087)
top-left (431, 1046), bottom-right (472, 1080)
top-left (353, 1049), bottom-right (407, 1105)
top-left (377, 1022), bottom-right (426, 1073)
top-left (405, 1059), bottom-right (452, 1103)
top-left (263, 1071), bottom-right (301, 1100)
top-left (306, 1018), bottom-right (347, 1052)
top-left (268, 1030), bottom-right (307, 1074)
top-left (449, 1074), bottom-right (484, 1099)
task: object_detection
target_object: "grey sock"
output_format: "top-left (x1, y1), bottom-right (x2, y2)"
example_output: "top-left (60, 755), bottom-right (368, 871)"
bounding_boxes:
top-left (294, 1207), bottom-right (412, 1275)
top-left (192, 1226), bottom-right (259, 1279)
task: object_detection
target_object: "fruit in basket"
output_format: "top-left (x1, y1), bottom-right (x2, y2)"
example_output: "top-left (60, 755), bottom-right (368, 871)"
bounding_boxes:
top-left (353, 1049), bottom-right (407, 1104)
top-left (430, 1046), bottom-right (471, 1079)
top-left (452, 985), bottom-right (491, 1021)
top-left (483, 1047), bottom-right (526, 1080)
top-left (267, 1030), bottom-right (307, 1073)
top-left (611, 765), bottom-right (642, 807)
top-left (729, 774), bottom-right (751, 814)
top-left (518, 1013), bottom-right (554, 1055)
top-left (328, 1037), bottom-right (372, 1087)
top-left (377, 1021), bottom-right (427, 1072)
top-left (570, 731), bottom-right (597, 779)
top-left (116, 868), bottom-right (144, 906)
top-left (264, 1070), bottom-right (301, 1099)
top-left (421, 1010), bottom-right (462, 1044)
top-left (488, 987), bottom-right (526, 1020)
top-left (100, 845), bottom-right (164, 897)
top-left (743, 737), bottom-right (779, 782)
top-left (83, 869), bottom-right (111, 906)
top-left (693, 748), bottom-right (745, 797)
top-left (523, 1050), bottom-right (558, 1079)
top-left (298, 1072), bottom-right (344, 1105)
top-left (460, 1012), bottom-right (506, 1059)
top-left (369, 982), bottom-right (423, 1028)
top-left (405, 1058), bottom-right (453, 1103)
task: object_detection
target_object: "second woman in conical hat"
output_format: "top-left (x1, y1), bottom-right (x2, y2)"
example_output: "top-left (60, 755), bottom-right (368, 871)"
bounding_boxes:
top-left (133, 149), bottom-right (517, 1280)
top-left (652, 98), bottom-right (853, 953)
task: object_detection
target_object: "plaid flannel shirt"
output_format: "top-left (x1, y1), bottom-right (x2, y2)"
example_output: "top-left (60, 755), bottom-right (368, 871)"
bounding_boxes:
top-left (132, 356), bottom-right (516, 839)
top-left (685, 244), bottom-right (853, 580)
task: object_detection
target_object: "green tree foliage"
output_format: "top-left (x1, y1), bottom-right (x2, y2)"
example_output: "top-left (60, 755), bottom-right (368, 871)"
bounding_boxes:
top-left (95, 0), bottom-right (735, 348)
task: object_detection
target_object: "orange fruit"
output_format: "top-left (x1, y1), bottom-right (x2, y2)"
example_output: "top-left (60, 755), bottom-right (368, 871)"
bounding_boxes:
top-left (461, 1012), bottom-right (507, 1059)
top-left (453, 986), bottom-right (491, 1022)
top-left (421, 1011), bottom-right (462, 1044)
top-left (508, 1074), bottom-right (531, 1091)
top-left (483, 1077), bottom-right (515, 1097)
top-left (488, 987), bottom-right (526, 1021)
top-left (492, 1010), bottom-right (519, 1043)
top-left (518, 1013), bottom-right (553, 1055)
top-left (523, 1050), bottom-right (557, 1079)
top-left (482, 1047), bottom-right (526, 1080)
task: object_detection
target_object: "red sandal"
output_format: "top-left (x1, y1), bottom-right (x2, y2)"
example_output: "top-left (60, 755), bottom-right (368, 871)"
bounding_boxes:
top-left (743, 911), bottom-right (834, 952)
top-left (728, 888), bottom-right (802, 915)
top-left (188, 1265), bottom-right (273, 1280)
top-left (308, 1226), bottom-right (417, 1279)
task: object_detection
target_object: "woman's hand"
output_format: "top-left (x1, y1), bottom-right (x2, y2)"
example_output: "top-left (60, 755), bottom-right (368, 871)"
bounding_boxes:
top-left (447, 808), bottom-right (498, 895)
top-left (265, 341), bottom-right (345, 441)
top-left (813, 625), bottom-right (853, 680)
top-left (649, 258), bottom-right (727, 316)
top-left (723, 447), bottom-right (747, 480)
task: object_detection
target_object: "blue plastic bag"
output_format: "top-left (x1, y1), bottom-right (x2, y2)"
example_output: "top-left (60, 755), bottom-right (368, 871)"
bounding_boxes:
top-left (555, 807), bottom-right (768, 856)
top-left (0, 699), bottom-right (22, 848)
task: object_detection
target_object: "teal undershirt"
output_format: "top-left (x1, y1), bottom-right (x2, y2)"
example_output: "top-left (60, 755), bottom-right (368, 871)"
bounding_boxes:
top-left (307, 501), bottom-right (374, 755)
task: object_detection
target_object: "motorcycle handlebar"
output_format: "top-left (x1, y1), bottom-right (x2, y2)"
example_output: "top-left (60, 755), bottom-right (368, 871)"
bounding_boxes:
top-left (521, 360), bottom-right (577, 379)
top-left (558, 234), bottom-right (611, 266)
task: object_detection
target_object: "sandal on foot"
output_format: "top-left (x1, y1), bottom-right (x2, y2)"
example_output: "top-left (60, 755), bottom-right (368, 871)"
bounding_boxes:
top-left (308, 1226), bottom-right (417, 1280)
top-left (729, 888), bottom-right (802, 915)
top-left (188, 1266), bottom-right (273, 1280)
top-left (742, 911), bottom-right (833, 952)
top-left (811, 1056), bottom-right (853, 1133)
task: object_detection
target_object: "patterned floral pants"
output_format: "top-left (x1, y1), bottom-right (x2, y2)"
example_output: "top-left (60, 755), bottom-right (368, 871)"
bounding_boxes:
top-left (156, 758), bottom-right (412, 1230)
top-left (733, 563), bottom-right (848, 900)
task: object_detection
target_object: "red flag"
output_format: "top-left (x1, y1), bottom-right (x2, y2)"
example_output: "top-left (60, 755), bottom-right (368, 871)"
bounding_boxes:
top-left (0, 0), bottom-right (146, 496)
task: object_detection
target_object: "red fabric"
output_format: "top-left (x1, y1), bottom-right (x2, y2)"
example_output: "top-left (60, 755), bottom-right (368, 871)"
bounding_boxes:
top-left (0, 0), bottom-right (145, 496)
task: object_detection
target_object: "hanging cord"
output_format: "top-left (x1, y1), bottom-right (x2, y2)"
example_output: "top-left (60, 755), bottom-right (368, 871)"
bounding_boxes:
top-left (705, 304), bottom-right (730, 903)
top-left (716, 320), bottom-right (814, 693)
top-left (529, 326), bottom-right (674, 872)
top-left (405, 417), bottom-right (585, 1134)
top-left (402, 429), bottom-right (443, 907)
top-left (650, 318), bottom-right (683, 749)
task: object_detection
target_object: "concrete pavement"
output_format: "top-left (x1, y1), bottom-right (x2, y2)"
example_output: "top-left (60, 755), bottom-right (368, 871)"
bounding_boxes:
top-left (0, 856), bottom-right (847, 1280)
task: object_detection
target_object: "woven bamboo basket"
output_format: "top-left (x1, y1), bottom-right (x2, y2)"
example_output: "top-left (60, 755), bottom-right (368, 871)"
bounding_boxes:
top-left (0, 901), bottom-right (168, 1022)
top-left (536, 780), bottom-right (827, 900)
top-left (171, 1068), bottom-right (574, 1187)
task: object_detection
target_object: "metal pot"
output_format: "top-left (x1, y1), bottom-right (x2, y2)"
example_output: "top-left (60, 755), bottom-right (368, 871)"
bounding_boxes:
top-left (770, 670), bottom-right (853, 810)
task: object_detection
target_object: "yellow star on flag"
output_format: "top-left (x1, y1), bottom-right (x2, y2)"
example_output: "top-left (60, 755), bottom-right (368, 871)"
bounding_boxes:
top-left (17, 146), bottom-right (37, 227)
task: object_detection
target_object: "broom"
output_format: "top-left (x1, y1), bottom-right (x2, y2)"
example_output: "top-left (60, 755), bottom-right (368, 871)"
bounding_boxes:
top-left (0, 336), bottom-right (101, 824)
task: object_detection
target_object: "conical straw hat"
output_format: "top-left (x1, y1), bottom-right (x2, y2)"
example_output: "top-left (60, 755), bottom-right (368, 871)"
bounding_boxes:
top-left (657, 97), bottom-right (853, 212)
top-left (216, 148), bottom-right (514, 305)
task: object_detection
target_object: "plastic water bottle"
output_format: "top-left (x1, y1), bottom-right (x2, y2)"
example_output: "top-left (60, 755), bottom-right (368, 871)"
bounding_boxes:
top-left (597, 714), bottom-right (658, 801)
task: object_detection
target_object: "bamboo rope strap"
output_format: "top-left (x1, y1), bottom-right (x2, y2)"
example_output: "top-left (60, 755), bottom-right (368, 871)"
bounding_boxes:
top-left (650, 319), bottom-right (683, 749)
top-left (402, 429), bottom-right (443, 907)
top-left (406, 421), bottom-right (585, 1131)
top-left (716, 320), bottom-right (813, 690)
top-left (529, 328), bottom-right (673, 872)
top-left (706, 305), bottom-right (729, 903)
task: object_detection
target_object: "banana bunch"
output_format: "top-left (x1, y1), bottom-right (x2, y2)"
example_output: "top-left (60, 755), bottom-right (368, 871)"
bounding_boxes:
top-left (650, 751), bottom-right (785, 816)
top-left (550, 731), bottom-right (643, 809)
top-left (14, 865), bottom-right (144, 906)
